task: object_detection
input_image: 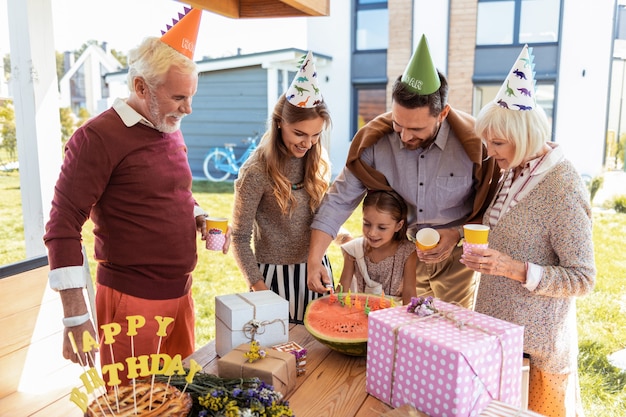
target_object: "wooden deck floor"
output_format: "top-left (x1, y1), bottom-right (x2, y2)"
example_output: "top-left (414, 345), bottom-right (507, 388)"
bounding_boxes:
top-left (0, 274), bottom-right (86, 417)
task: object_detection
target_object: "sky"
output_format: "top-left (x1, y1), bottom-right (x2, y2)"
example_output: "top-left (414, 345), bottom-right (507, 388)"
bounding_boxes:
top-left (0, 0), bottom-right (308, 59)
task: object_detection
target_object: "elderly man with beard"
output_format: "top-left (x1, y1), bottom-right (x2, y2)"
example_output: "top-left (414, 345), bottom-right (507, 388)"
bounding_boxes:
top-left (307, 35), bottom-right (500, 309)
top-left (43, 10), bottom-right (227, 385)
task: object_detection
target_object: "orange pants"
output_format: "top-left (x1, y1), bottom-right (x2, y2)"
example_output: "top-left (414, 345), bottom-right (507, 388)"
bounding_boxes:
top-left (528, 366), bottom-right (585, 417)
top-left (95, 284), bottom-right (195, 385)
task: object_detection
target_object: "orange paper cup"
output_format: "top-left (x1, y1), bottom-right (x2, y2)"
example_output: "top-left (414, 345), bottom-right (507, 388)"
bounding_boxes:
top-left (415, 228), bottom-right (440, 250)
top-left (463, 224), bottom-right (490, 244)
top-left (206, 217), bottom-right (228, 234)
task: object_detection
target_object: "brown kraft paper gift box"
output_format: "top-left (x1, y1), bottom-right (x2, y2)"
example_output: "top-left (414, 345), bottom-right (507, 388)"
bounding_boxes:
top-left (217, 343), bottom-right (297, 396)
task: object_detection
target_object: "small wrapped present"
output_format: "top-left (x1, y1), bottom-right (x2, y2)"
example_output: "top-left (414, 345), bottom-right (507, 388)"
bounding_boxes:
top-left (366, 300), bottom-right (525, 417)
top-left (272, 341), bottom-right (307, 376)
top-left (480, 400), bottom-right (546, 416)
top-left (217, 343), bottom-right (297, 396)
top-left (215, 290), bottom-right (289, 357)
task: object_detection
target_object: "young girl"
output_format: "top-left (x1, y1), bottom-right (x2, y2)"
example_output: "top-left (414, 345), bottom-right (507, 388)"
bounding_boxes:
top-left (231, 51), bottom-right (333, 324)
top-left (339, 190), bottom-right (417, 305)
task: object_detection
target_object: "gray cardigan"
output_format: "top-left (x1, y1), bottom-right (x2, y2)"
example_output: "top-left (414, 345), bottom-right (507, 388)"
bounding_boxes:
top-left (475, 159), bottom-right (596, 374)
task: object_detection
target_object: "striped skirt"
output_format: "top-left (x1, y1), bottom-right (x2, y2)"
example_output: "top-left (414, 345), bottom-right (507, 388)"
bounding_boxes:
top-left (258, 255), bottom-right (333, 324)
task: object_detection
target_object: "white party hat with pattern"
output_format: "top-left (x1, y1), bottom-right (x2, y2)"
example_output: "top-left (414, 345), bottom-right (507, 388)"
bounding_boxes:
top-left (285, 51), bottom-right (323, 108)
top-left (494, 44), bottom-right (537, 111)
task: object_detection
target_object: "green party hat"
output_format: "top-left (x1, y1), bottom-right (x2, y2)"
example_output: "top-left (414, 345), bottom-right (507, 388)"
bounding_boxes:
top-left (401, 34), bottom-right (441, 95)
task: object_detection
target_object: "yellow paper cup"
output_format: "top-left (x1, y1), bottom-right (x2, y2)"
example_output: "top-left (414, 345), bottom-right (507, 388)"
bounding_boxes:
top-left (206, 217), bottom-right (228, 234)
top-left (415, 228), bottom-right (440, 250)
top-left (463, 224), bottom-right (490, 244)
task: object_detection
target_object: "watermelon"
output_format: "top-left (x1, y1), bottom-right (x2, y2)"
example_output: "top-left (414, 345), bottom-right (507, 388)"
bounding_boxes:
top-left (303, 293), bottom-right (393, 356)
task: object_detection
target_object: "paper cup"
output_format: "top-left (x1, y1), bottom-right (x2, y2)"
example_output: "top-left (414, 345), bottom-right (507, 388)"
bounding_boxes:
top-left (463, 224), bottom-right (490, 244)
top-left (206, 217), bottom-right (228, 234)
top-left (206, 217), bottom-right (228, 251)
top-left (206, 232), bottom-right (226, 251)
top-left (415, 228), bottom-right (440, 250)
top-left (463, 240), bottom-right (488, 255)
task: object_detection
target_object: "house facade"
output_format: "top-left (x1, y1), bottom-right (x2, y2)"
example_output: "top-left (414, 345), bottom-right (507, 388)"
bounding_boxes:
top-left (77, 0), bottom-right (617, 180)
top-left (305, 0), bottom-right (615, 179)
top-left (58, 44), bottom-right (123, 117)
top-left (105, 48), bottom-right (331, 179)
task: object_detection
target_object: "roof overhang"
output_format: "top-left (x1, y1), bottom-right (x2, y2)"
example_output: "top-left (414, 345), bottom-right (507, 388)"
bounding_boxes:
top-left (178, 0), bottom-right (329, 18)
top-left (103, 48), bottom-right (332, 83)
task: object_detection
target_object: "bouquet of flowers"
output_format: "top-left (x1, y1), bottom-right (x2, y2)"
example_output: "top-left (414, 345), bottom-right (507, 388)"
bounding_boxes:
top-left (154, 372), bottom-right (294, 417)
top-left (244, 340), bottom-right (267, 363)
top-left (406, 296), bottom-right (438, 317)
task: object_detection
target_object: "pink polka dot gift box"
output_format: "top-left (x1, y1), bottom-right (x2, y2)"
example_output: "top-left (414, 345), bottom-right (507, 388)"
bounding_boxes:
top-left (366, 298), bottom-right (524, 417)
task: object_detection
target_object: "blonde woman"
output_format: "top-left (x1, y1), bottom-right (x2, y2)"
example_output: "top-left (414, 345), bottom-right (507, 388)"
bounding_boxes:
top-left (231, 52), bottom-right (332, 323)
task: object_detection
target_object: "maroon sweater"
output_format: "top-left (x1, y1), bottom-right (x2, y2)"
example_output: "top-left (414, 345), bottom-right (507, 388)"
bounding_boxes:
top-left (44, 108), bottom-right (197, 299)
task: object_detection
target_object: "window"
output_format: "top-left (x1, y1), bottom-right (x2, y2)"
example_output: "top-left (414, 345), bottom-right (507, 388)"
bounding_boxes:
top-left (616, 4), bottom-right (626, 40)
top-left (356, 1), bottom-right (388, 51)
top-left (476, 0), bottom-right (560, 46)
top-left (355, 86), bottom-right (386, 131)
top-left (476, 1), bottom-right (515, 45)
top-left (519, 0), bottom-right (560, 43)
top-left (100, 63), bottom-right (110, 99)
top-left (473, 83), bottom-right (555, 132)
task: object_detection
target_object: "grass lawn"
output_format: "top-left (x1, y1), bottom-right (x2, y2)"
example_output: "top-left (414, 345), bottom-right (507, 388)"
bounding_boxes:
top-left (1, 171), bottom-right (625, 415)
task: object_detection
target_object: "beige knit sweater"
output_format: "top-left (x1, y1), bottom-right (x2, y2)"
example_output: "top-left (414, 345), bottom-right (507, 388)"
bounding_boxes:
top-left (231, 152), bottom-right (316, 286)
top-left (474, 159), bottom-right (596, 374)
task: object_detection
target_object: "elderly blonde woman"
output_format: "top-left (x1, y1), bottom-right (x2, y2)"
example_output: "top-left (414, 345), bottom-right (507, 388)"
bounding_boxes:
top-left (460, 45), bottom-right (595, 417)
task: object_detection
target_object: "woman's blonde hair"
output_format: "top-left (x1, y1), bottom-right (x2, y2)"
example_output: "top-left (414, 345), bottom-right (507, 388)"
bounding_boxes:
top-left (126, 37), bottom-right (198, 91)
top-left (475, 100), bottom-right (550, 168)
top-left (257, 94), bottom-right (332, 215)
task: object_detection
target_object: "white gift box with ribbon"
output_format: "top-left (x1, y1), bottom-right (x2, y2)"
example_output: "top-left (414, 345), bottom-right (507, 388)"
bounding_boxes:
top-left (215, 290), bottom-right (289, 357)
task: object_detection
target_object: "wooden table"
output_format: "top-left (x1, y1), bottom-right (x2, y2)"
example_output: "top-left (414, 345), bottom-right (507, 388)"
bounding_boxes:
top-left (185, 324), bottom-right (427, 417)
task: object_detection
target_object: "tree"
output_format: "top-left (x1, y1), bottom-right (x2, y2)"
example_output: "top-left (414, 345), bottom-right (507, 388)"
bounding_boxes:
top-left (76, 107), bottom-right (91, 128)
top-left (0, 100), bottom-right (17, 160)
top-left (55, 51), bottom-right (66, 82)
top-left (59, 107), bottom-right (76, 146)
top-left (111, 49), bottom-right (128, 68)
top-left (3, 54), bottom-right (10, 80)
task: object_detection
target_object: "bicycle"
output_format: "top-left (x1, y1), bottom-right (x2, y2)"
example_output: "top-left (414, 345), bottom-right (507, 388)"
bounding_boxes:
top-left (203, 133), bottom-right (260, 182)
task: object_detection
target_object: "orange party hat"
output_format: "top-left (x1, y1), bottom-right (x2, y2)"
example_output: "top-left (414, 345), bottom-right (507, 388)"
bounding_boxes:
top-left (160, 7), bottom-right (202, 60)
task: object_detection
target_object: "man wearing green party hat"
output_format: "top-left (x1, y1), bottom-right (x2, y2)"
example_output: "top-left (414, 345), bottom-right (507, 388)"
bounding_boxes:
top-left (307, 35), bottom-right (500, 309)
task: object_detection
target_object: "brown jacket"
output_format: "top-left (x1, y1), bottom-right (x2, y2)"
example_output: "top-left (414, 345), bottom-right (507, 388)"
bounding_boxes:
top-left (345, 109), bottom-right (501, 224)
